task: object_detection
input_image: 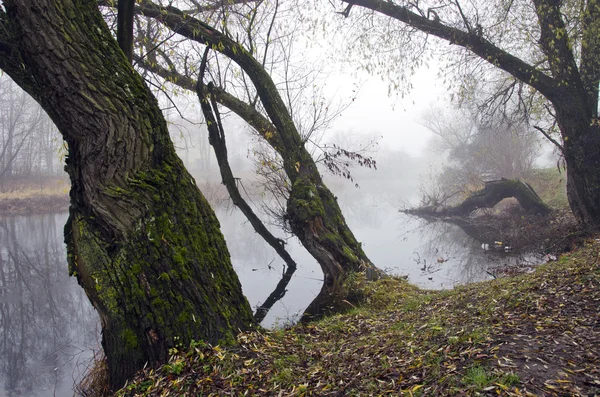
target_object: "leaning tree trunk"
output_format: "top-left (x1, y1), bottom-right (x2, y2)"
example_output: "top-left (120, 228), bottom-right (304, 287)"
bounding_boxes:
top-left (446, 179), bottom-right (551, 216)
top-left (405, 179), bottom-right (550, 217)
top-left (129, 1), bottom-right (383, 320)
top-left (0, 0), bottom-right (254, 391)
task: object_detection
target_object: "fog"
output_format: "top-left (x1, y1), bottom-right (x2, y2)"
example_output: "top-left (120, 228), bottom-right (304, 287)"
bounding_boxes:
top-left (0, 2), bottom-right (558, 394)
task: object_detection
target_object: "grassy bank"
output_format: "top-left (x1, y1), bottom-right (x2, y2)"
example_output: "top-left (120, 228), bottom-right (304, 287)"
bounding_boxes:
top-left (113, 237), bottom-right (600, 396)
top-left (527, 168), bottom-right (568, 210)
top-left (0, 177), bottom-right (69, 215)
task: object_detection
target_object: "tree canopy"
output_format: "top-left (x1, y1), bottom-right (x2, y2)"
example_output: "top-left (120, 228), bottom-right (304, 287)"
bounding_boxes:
top-left (337, 0), bottom-right (600, 226)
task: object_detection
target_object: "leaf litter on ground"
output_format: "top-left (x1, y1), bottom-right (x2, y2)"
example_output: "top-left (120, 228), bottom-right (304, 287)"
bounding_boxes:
top-left (116, 237), bottom-right (600, 397)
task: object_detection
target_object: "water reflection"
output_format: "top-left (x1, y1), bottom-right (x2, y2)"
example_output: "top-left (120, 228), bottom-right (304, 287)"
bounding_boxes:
top-left (0, 190), bottom-right (543, 396)
top-left (0, 214), bottom-right (99, 397)
top-left (333, 191), bottom-right (544, 289)
top-left (215, 205), bottom-right (323, 327)
top-left (217, 189), bottom-right (543, 325)
top-left (394, 218), bottom-right (543, 288)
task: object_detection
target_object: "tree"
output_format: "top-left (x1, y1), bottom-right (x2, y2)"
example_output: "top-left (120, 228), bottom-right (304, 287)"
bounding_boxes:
top-left (0, 0), bottom-right (254, 391)
top-left (419, 106), bottom-right (541, 205)
top-left (411, 178), bottom-right (551, 216)
top-left (0, 74), bottom-right (60, 184)
top-left (103, 0), bottom-right (383, 319)
top-left (196, 49), bottom-right (299, 323)
top-left (339, 0), bottom-right (600, 227)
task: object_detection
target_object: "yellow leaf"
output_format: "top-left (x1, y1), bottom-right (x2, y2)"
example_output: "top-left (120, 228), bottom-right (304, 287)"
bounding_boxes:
top-left (411, 384), bottom-right (423, 392)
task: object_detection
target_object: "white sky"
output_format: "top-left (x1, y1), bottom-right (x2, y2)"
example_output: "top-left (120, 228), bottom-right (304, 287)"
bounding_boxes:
top-left (327, 65), bottom-right (448, 157)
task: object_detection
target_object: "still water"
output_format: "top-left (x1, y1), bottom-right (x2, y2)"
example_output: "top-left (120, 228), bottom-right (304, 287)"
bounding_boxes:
top-left (0, 190), bottom-right (542, 396)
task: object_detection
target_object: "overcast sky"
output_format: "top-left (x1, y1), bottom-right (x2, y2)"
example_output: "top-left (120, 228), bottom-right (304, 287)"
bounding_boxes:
top-left (327, 65), bottom-right (448, 157)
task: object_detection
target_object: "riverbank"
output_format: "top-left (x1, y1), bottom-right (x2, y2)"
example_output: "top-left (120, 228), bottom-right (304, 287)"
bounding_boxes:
top-left (0, 177), bottom-right (69, 215)
top-left (0, 193), bottom-right (69, 215)
top-left (108, 236), bottom-right (599, 397)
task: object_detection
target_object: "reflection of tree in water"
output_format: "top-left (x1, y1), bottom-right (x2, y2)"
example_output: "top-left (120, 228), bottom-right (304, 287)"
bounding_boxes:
top-left (214, 206), bottom-right (301, 324)
top-left (416, 220), bottom-right (486, 285)
top-left (407, 218), bottom-right (541, 287)
top-left (253, 264), bottom-right (296, 324)
top-left (0, 214), bottom-right (98, 396)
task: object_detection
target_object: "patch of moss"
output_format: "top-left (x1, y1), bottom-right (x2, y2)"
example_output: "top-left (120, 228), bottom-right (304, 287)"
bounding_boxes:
top-left (121, 328), bottom-right (139, 351)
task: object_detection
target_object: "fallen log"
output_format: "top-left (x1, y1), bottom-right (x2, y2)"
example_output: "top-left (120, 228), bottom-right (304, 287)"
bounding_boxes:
top-left (408, 179), bottom-right (551, 217)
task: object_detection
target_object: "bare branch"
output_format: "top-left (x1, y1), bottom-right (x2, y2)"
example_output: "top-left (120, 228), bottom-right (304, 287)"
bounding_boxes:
top-left (533, 125), bottom-right (563, 152)
top-left (197, 48), bottom-right (298, 324)
top-left (341, 0), bottom-right (560, 102)
top-left (98, 0), bottom-right (257, 14)
top-left (453, 0), bottom-right (472, 33)
top-left (134, 55), bottom-right (283, 150)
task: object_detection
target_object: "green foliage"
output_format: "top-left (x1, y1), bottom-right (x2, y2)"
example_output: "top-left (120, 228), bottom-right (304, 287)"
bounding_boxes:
top-left (164, 360), bottom-right (185, 376)
top-left (462, 366), bottom-right (495, 388)
top-left (342, 272), bottom-right (415, 309)
top-left (462, 365), bottom-right (520, 390)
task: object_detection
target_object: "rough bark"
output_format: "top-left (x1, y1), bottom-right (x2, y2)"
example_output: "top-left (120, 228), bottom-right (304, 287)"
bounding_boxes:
top-left (343, 0), bottom-right (600, 229)
top-left (561, 121), bottom-right (600, 226)
top-left (0, 0), bottom-right (254, 391)
top-left (125, 1), bottom-right (383, 319)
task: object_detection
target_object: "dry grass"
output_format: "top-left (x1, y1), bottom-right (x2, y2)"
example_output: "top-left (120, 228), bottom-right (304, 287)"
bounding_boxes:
top-left (0, 185), bottom-right (68, 200)
top-left (75, 351), bottom-right (110, 397)
top-left (0, 176), bottom-right (70, 214)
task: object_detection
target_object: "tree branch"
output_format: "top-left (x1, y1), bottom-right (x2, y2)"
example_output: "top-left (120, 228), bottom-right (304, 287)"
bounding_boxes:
top-left (197, 49), bottom-right (298, 324)
top-left (341, 0), bottom-right (560, 102)
top-left (134, 55), bottom-right (283, 150)
top-left (117, 0), bottom-right (135, 63)
top-left (533, 125), bottom-right (563, 152)
top-left (98, 0), bottom-right (255, 14)
top-left (133, 0), bottom-right (304, 179)
top-left (531, 0), bottom-right (588, 106)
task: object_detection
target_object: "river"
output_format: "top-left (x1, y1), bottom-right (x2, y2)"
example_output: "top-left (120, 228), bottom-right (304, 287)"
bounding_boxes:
top-left (0, 188), bottom-right (543, 396)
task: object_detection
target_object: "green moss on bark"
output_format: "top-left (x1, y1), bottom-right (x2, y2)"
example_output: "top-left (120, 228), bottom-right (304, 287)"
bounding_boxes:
top-left (67, 159), bottom-right (255, 389)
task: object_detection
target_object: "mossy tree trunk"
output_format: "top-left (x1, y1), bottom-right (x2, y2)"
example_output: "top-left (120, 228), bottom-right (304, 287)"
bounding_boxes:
top-left (129, 1), bottom-right (383, 319)
top-left (407, 179), bottom-right (551, 217)
top-left (447, 179), bottom-right (551, 216)
top-left (0, 0), bottom-right (254, 391)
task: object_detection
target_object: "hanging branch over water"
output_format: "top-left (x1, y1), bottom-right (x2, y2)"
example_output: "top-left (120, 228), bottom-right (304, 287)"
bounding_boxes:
top-left (196, 49), bottom-right (297, 322)
top-left (253, 263), bottom-right (296, 323)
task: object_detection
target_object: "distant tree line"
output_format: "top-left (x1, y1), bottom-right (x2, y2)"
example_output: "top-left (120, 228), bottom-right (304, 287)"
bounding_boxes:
top-left (0, 75), bottom-right (63, 186)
